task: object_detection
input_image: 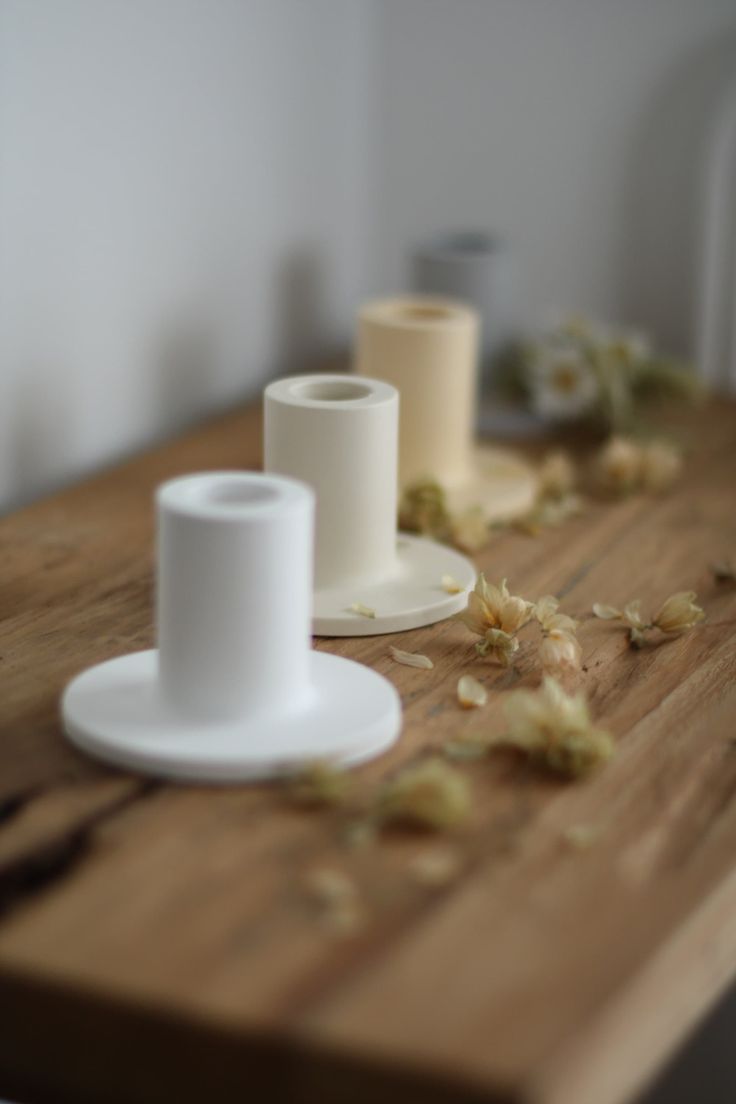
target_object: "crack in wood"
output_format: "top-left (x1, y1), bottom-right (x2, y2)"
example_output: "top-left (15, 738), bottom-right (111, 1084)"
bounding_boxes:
top-left (0, 780), bottom-right (161, 921)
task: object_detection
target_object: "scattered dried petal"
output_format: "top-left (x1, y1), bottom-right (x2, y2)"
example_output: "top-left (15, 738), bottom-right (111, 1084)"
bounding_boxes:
top-left (653, 590), bottom-right (705, 634)
top-left (408, 846), bottom-right (463, 887)
top-left (592, 603), bottom-right (621, 620)
top-left (379, 757), bottom-right (471, 830)
top-left (350, 602), bottom-right (376, 619)
top-left (457, 674), bottom-right (487, 708)
top-left (389, 645), bottom-right (434, 670)
top-left (442, 574), bottom-right (464, 594)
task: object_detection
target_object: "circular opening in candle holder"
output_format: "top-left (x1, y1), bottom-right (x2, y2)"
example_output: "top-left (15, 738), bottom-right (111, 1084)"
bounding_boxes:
top-left (205, 480), bottom-right (280, 508)
top-left (291, 379), bottom-right (373, 403)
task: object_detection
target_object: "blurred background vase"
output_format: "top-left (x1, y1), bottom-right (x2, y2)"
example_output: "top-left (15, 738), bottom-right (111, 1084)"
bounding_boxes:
top-left (411, 231), bottom-right (517, 392)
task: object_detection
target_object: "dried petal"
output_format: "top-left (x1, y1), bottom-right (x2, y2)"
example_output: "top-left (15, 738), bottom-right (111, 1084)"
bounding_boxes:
top-left (350, 602), bottom-right (376, 619)
top-left (592, 603), bottom-right (622, 620)
top-left (457, 674), bottom-right (488, 709)
top-left (653, 590), bottom-right (705, 634)
top-left (443, 734), bottom-right (489, 761)
top-left (442, 574), bottom-right (464, 594)
top-left (450, 507), bottom-right (490, 553)
top-left (389, 646), bottom-right (434, 670)
top-left (379, 757), bottom-right (471, 830)
top-left (399, 479), bottom-right (450, 539)
top-left (535, 594), bottom-right (578, 634)
top-left (475, 627), bottom-right (519, 666)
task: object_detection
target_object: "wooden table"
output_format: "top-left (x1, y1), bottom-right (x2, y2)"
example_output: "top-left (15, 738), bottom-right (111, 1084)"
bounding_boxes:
top-left (1, 400), bottom-right (735, 1104)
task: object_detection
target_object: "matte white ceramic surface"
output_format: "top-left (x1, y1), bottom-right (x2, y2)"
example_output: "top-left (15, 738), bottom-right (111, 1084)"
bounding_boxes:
top-left (355, 297), bottom-right (537, 521)
top-left (264, 375), bottom-right (476, 636)
top-left (62, 471), bottom-right (401, 781)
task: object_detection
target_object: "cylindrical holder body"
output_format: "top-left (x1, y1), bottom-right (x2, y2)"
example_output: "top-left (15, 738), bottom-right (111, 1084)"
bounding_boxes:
top-left (355, 298), bottom-right (479, 490)
top-left (264, 376), bottom-right (398, 590)
top-left (157, 471), bottom-right (314, 720)
top-left (411, 232), bottom-right (516, 374)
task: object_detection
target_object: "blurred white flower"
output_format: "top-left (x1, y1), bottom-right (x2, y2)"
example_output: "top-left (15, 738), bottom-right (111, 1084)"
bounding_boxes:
top-left (529, 344), bottom-right (599, 421)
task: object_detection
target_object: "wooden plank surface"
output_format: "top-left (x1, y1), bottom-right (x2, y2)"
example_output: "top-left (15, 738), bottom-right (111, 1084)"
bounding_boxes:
top-left (0, 399), bottom-right (735, 1104)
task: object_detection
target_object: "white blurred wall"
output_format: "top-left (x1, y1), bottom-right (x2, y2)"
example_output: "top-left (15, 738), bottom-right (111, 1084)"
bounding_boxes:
top-left (0, 0), bottom-right (377, 509)
top-left (369, 0), bottom-right (736, 358)
top-left (2, 0), bottom-right (735, 510)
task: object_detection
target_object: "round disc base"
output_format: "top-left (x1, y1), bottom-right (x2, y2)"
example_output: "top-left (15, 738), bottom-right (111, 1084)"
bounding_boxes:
top-left (443, 444), bottom-right (538, 522)
top-left (62, 650), bottom-right (401, 782)
top-left (313, 533), bottom-right (475, 636)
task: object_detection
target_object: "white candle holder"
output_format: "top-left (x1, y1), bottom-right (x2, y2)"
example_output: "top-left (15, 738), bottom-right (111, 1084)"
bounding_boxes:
top-left (62, 472), bottom-right (401, 781)
top-left (356, 297), bottom-right (537, 521)
top-left (264, 375), bottom-right (475, 636)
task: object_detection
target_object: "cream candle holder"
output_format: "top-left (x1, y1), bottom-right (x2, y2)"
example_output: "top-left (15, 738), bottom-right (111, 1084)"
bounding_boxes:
top-left (264, 374), bottom-right (475, 636)
top-left (62, 471), bottom-right (401, 781)
top-left (355, 297), bottom-right (537, 521)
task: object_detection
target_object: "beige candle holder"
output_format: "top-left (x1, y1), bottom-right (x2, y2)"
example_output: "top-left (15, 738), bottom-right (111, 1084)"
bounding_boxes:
top-left (355, 297), bottom-right (537, 521)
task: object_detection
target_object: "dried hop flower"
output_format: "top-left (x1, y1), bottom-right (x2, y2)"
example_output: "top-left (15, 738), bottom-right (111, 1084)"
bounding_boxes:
top-left (499, 676), bottom-right (613, 779)
top-left (652, 591), bottom-right (705, 634)
top-left (596, 436), bottom-right (642, 495)
top-left (537, 450), bottom-right (577, 500)
top-left (378, 757), bottom-right (471, 831)
top-left (458, 575), bottom-right (533, 666)
top-left (539, 628), bottom-right (582, 677)
top-left (639, 441), bottom-right (682, 493)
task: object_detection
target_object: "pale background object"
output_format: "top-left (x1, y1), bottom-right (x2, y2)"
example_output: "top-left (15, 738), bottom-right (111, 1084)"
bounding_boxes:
top-left (2, 0), bottom-right (736, 512)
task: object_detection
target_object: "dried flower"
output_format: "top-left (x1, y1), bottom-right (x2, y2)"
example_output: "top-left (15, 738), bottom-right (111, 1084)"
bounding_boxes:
top-left (538, 451), bottom-right (577, 500)
top-left (399, 479), bottom-right (450, 539)
top-left (389, 646), bottom-right (434, 670)
top-left (515, 492), bottom-right (583, 536)
top-left (459, 575), bottom-right (534, 638)
top-left (593, 591), bottom-right (704, 646)
top-left (498, 676), bottom-right (613, 778)
top-left (475, 627), bottom-right (520, 666)
top-left (442, 574), bottom-right (464, 594)
top-left (539, 628), bottom-right (582, 677)
top-left (712, 559), bottom-right (736, 583)
top-left (529, 342), bottom-right (599, 421)
top-left (653, 591), bottom-right (705, 634)
top-left (408, 846), bottom-right (463, 887)
top-left (534, 596), bottom-right (581, 676)
top-left (457, 674), bottom-right (487, 709)
top-left (288, 761), bottom-right (350, 806)
top-left (639, 441), bottom-right (682, 492)
top-left (534, 595), bottom-right (577, 635)
top-left (350, 602), bottom-right (376, 619)
top-left (596, 436), bottom-right (642, 495)
top-left (378, 757), bottom-right (471, 830)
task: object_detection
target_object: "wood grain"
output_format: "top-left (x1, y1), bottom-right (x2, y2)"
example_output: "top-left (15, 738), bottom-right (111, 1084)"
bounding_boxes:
top-left (0, 399), bottom-right (735, 1104)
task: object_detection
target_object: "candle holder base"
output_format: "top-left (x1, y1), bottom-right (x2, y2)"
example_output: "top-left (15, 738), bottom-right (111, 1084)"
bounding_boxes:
top-left (62, 649), bottom-right (400, 782)
top-left (313, 532), bottom-right (474, 637)
top-left (443, 444), bottom-right (538, 523)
